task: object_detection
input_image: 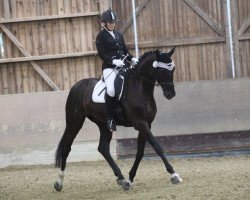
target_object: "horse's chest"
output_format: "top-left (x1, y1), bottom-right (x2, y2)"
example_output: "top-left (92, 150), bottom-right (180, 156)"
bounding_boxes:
top-left (147, 103), bottom-right (157, 119)
top-left (133, 101), bottom-right (157, 119)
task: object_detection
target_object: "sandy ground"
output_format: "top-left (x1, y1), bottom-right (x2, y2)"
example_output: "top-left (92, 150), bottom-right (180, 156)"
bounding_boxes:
top-left (0, 155), bottom-right (250, 200)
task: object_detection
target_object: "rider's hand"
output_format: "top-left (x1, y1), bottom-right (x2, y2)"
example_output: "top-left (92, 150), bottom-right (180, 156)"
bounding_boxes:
top-left (131, 57), bottom-right (139, 66)
top-left (112, 59), bottom-right (125, 67)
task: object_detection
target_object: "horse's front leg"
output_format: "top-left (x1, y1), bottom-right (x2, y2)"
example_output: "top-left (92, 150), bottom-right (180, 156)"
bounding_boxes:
top-left (134, 121), bottom-right (182, 185)
top-left (97, 123), bottom-right (131, 190)
top-left (128, 132), bottom-right (146, 188)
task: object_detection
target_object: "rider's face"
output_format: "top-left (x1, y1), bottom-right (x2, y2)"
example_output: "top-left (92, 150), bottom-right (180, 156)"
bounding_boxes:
top-left (106, 22), bottom-right (115, 31)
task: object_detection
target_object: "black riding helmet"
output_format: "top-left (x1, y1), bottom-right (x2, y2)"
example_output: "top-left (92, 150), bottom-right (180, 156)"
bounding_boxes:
top-left (101, 9), bottom-right (118, 22)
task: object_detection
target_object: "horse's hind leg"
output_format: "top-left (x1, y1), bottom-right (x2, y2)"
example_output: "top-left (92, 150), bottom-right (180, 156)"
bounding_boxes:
top-left (54, 108), bottom-right (85, 191)
top-left (97, 123), bottom-right (131, 190)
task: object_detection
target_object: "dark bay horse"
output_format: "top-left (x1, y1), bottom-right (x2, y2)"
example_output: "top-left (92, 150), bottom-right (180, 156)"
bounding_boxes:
top-left (54, 48), bottom-right (182, 191)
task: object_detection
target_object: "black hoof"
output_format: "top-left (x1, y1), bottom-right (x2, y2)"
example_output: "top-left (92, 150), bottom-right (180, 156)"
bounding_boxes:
top-left (54, 181), bottom-right (63, 192)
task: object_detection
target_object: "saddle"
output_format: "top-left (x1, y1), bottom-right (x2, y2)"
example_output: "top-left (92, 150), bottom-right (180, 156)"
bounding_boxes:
top-left (92, 67), bottom-right (130, 103)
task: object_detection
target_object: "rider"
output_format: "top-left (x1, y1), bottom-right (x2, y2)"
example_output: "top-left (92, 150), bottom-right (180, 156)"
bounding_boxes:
top-left (96, 9), bottom-right (138, 132)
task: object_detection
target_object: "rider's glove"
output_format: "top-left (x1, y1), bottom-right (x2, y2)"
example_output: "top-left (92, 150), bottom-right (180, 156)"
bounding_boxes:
top-left (131, 57), bottom-right (139, 66)
top-left (112, 59), bottom-right (125, 67)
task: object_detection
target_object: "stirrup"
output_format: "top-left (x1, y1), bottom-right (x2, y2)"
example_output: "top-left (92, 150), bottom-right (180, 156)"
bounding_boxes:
top-left (107, 119), bottom-right (116, 132)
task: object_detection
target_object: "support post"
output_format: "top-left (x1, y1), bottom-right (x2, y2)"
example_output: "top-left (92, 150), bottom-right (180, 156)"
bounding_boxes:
top-left (224, 0), bottom-right (235, 78)
top-left (132, 0), bottom-right (139, 57)
top-left (231, 0), bottom-right (241, 77)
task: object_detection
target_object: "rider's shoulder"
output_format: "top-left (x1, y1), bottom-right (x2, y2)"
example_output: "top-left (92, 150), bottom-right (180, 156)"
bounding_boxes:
top-left (114, 31), bottom-right (124, 39)
top-left (115, 31), bottom-right (122, 36)
top-left (96, 30), bottom-right (106, 40)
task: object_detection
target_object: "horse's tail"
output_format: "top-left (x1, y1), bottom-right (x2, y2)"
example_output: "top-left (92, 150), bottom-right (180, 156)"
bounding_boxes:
top-left (55, 133), bottom-right (65, 168)
top-left (55, 89), bottom-right (73, 168)
top-left (54, 81), bottom-right (87, 168)
top-left (55, 90), bottom-right (73, 169)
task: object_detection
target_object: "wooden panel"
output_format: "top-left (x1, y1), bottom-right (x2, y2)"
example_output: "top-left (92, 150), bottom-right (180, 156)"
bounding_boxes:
top-left (0, 24), bottom-right (59, 91)
top-left (0, 0), bottom-right (249, 94)
top-left (0, 1), bottom-right (4, 19)
top-left (0, 0), bottom-right (102, 94)
top-left (112, 0), bottom-right (229, 82)
top-left (237, 0), bottom-right (250, 77)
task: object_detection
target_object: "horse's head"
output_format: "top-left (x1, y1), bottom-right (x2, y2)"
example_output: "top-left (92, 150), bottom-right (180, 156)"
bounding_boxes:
top-left (154, 48), bottom-right (176, 100)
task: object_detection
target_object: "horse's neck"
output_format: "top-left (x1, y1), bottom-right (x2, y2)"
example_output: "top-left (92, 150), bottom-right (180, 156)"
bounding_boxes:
top-left (131, 53), bottom-right (156, 97)
top-left (136, 54), bottom-right (155, 79)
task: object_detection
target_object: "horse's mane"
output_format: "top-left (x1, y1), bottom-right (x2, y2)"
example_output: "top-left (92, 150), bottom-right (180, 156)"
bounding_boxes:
top-left (138, 50), bottom-right (156, 64)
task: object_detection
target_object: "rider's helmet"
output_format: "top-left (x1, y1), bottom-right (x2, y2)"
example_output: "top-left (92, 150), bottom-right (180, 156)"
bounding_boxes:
top-left (101, 9), bottom-right (118, 22)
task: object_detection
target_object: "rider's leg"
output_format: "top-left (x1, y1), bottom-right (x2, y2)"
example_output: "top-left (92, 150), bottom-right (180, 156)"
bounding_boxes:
top-left (103, 68), bottom-right (118, 131)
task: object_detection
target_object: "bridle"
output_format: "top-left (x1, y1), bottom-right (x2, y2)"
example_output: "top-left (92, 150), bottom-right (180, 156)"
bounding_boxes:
top-left (130, 61), bottom-right (175, 87)
top-left (130, 69), bottom-right (160, 86)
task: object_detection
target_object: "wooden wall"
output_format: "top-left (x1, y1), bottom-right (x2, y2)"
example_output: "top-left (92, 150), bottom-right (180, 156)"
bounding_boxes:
top-left (113, 0), bottom-right (250, 82)
top-left (0, 0), bottom-right (250, 95)
top-left (0, 0), bottom-right (104, 94)
top-left (237, 0), bottom-right (250, 77)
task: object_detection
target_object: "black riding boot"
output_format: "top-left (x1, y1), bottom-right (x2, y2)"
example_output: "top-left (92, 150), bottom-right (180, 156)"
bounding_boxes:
top-left (105, 94), bottom-right (117, 132)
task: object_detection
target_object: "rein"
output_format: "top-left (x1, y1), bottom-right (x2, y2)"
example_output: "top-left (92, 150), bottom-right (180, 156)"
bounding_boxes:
top-left (130, 68), bottom-right (159, 87)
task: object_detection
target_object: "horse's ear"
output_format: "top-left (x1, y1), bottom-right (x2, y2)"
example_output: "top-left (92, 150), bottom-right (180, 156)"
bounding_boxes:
top-left (155, 49), bottom-right (161, 60)
top-left (167, 47), bottom-right (175, 57)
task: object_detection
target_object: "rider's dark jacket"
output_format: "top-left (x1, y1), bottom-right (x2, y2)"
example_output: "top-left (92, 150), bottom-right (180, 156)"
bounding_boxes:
top-left (96, 29), bottom-right (133, 70)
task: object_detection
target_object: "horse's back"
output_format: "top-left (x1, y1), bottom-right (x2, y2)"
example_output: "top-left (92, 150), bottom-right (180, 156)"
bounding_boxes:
top-left (70, 78), bottom-right (98, 95)
top-left (66, 78), bottom-right (99, 109)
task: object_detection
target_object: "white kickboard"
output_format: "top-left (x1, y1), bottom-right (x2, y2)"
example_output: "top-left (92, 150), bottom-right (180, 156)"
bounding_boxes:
top-left (92, 79), bottom-right (106, 103)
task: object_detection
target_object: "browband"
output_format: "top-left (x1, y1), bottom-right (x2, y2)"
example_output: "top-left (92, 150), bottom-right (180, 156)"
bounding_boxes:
top-left (153, 61), bottom-right (175, 71)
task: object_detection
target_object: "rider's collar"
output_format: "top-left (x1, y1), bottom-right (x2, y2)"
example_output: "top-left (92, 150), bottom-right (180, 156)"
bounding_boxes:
top-left (108, 30), bottom-right (115, 39)
top-left (153, 61), bottom-right (175, 71)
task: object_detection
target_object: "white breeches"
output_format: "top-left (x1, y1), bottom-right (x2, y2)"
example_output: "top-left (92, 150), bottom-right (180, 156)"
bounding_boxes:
top-left (103, 68), bottom-right (119, 97)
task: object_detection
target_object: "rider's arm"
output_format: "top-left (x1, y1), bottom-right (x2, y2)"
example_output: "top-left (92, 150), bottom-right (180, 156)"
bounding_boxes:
top-left (96, 33), bottom-right (113, 65)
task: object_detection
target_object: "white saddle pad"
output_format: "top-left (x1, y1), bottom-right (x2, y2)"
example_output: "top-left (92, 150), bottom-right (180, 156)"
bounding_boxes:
top-left (92, 79), bottom-right (106, 103)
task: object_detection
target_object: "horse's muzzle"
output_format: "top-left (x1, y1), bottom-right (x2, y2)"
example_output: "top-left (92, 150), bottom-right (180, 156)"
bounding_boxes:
top-left (163, 89), bottom-right (176, 100)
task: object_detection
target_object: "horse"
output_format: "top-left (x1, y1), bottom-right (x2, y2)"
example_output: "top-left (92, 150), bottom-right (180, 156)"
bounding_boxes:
top-left (54, 47), bottom-right (182, 191)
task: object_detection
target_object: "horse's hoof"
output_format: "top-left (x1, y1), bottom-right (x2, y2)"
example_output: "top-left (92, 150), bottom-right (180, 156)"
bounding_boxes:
top-left (54, 181), bottom-right (63, 192)
top-left (117, 179), bottom-right (133, 191)
top-left (170, 173), bottom-right (182, 185)
top-left (123, 180), bottom-right (133, 191)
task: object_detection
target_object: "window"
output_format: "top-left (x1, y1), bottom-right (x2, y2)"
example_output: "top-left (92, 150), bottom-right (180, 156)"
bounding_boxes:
top-left (0, 32), bottom-right (4, 58)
